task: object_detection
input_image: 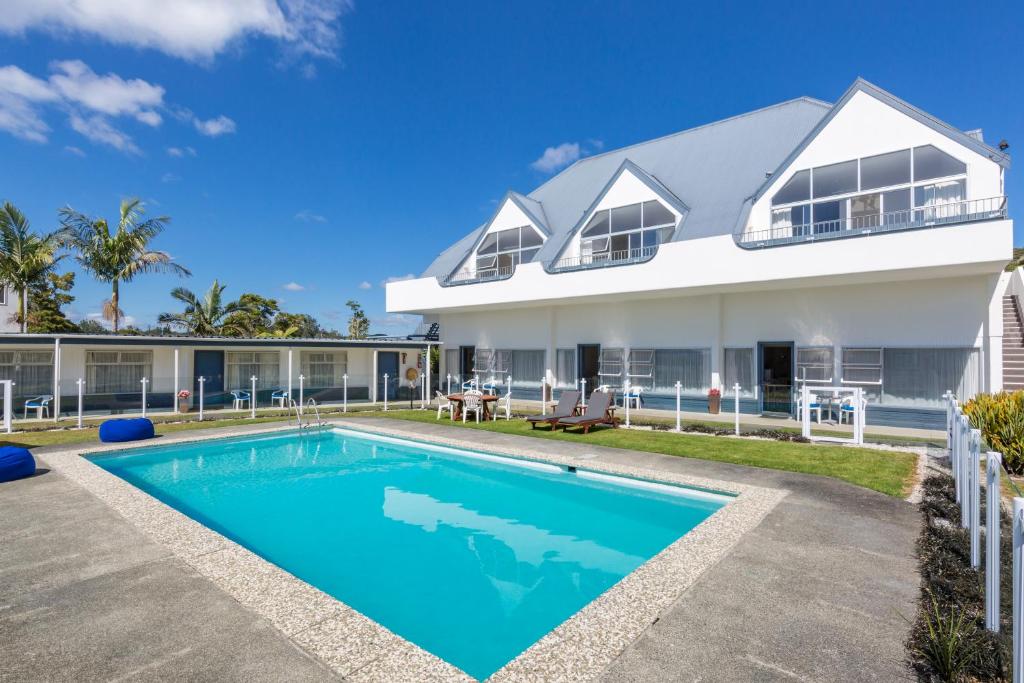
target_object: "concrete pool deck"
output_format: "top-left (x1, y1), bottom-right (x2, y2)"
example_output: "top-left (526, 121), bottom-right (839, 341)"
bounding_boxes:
top-left (0, 418), bottom-right (919, 681)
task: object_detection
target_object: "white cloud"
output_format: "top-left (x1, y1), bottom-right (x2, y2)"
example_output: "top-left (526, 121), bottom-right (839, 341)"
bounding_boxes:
top-left (63, 144), bottom-right (84, 156)
top-left (294, 209), bottom-right (327, 223)
top-left (380, 273), bottom-right (415, 287)
top-left (166, 145), bottom-right (197, 157)
top-left (530, 139), bottom-right (604, 174)
top-left (282, 281), bottom-right (305, 291)
top-left (49, 60), bottom-right (164, 125)
top-left (70, 112), bottom-right (140, 154)
top-left (160, 172), bottom-right (180, 183)
top-left (194, 114), bottom-right (236, 137)
top-left (372, 313), bottom-right (420, 331)
top-left (0, 0), bottom-right (352, 66)
top-left (358, 281), bottom-right (371, 290)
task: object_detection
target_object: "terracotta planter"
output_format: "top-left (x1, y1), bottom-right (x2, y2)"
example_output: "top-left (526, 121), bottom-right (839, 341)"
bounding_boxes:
top-left (708, 394), bottom-right (721, 414)
top-left (178, 399), bottom-right (190, 413)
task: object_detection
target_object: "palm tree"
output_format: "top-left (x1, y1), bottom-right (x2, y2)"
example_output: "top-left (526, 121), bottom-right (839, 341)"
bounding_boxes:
top-left (158, 280), bottom-right (246, 336)
top-left (257, 324), bottom-right (300, 339)
top-left (0, 202), bottom-right (69, 332)
top-left (61, 198), bottom-right (190, 333)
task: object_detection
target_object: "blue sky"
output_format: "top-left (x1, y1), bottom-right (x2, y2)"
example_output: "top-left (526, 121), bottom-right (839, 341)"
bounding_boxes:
top-left (0, 0), bottom-right (1021, 334)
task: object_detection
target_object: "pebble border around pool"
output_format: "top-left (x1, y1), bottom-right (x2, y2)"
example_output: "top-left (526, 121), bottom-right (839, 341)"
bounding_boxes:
top-left (37, 420), bottom-right (788, 682)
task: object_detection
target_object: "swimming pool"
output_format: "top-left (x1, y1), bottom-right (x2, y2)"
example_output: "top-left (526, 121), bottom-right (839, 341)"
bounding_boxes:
top-left (92, 427), bottom-right (731, 679)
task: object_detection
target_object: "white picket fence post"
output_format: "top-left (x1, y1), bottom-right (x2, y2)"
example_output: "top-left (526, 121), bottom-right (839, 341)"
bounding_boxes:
top-left (624, 379), bottom-right (631, 428)
top-left (76, 378), bottom-right (85, 429)
top-left (1, 380), bottom-right (10, 434)
top-left (298, 374), bottom-right (305, 415)
top-left (250, 376), bottom-right (257, 419)
top-left (970, 429), bottom-right (982, 567)
top-left (962, 417), bottom-right (972, 529)
top-left (988, 451), bottom-right (1002, 632)
top-left (1014, 498), bottom-right (1024, 683)
top-left (198, 376), bottom-right (205, 421)
top-left (674, 381), bottom-right (681, 432)
top-left (801, 384), bottom-right (811, 439)
top-left (580, 378), bottom-right (587, 408)
top-left (343, 374), bottom-right (348, 412)
top-left (541, 377), bottom-right (547, 416)
top-left (734, 383), bottom-right (741, 436)
top-left (383, 374), bottom-right (389, 412)
top-left (446, 374), bottom-right (451, 397)
top-left (140, 377), bottom-right (148, 418)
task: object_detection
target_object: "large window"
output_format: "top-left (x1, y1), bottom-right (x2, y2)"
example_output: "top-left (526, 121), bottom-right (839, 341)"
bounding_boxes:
top-left (508, 350), bottom-right (544, 387)
top-left (475, 226), bottom-right (543, 278)
top-left (472, 348), bottom-right (495, 376)
top-left (723, 348), bottom-right (754, 397)
top-left (626, 348), bottom-right (655, 390)
top-left (580, 200), bottom-right (675, 262)
top-left (839, 347), bottom-right (976, 407)
top-left (770, 145), bottom-right (968, 235)
top-left (555, 348), bottom-right (576, 388)
top-left (797, 346), bottom-right (834, 384)
top-left (0, 349), bottom-right (53, 395)
top-left (597, 347), bottom-right (624, 387)
top-left (226, 351), bottom-right (279, 390)
top-left (85, 350), bottom-right (152, 394)
top-left (444, 349), bottom-right (460, 380)
top-left (654, 348), bottom-right (710, 393)
top-left (301, 351), bottom-right (347, 388)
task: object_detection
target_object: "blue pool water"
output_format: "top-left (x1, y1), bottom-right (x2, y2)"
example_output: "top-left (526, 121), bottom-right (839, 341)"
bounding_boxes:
top-left (92, 428), bottom-right (728, 679)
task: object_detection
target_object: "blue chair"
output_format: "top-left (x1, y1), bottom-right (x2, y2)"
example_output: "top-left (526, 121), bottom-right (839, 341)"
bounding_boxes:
top-left (461, 379), bottom-right (477, 391)
top-left (230, 390), bottom-right (251, 410)
top-left (99, 418), bottom-right (155, 443)
top-left (0, 446), bottom-right (35, 482)
top-left (23, 395), bottom-right (53, 419)
top-left (271, 388), bottom-right (288, 408)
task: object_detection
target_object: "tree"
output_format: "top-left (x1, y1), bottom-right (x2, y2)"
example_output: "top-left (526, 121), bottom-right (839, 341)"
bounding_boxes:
top-left (223, 293), bottom-right (279, 337)
top-left (273, 312), bottom-right (322, 338)
top-left (257, 324), bottom-right (300, 339)
top-left (346, 299), bottom-right (369, 339)
top-left (76, 319), bottom-right (108, 334)
top-left (157, 280), bottom-right (248, 336)
top-left (61, 198), bottom-right (190, 333)
top-left (0, 202), bottom-right (69, 332)
top-left (28, 271), bottom-right (78, 333)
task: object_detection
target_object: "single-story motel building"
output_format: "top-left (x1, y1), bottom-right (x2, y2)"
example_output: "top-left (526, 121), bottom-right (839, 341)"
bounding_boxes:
top-left (0, 334), bottom-right (436, 417)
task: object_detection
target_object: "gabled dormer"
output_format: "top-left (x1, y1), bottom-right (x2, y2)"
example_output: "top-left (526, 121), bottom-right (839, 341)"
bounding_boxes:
top-left (549, 159), bottom-right (688, 271)
top-left (444, 191), bottom-right (550, 285)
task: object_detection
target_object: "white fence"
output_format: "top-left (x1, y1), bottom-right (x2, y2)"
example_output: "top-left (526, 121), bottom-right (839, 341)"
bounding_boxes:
top-left (944, 391), bottom-right (1019, 679)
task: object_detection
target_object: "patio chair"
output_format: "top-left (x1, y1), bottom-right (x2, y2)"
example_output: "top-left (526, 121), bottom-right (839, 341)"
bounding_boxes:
top-left (525, 390), bottom-right (580, 429)
top-left (461, 378), bottom-right (477, 391)
top-left (623, 386), bottom-right (644, 410)
top-left (839, 395), bottom-right (868, 425)
top-left (270, 388), bottom-right (288, 408)
top-left (555, 390), bottom-right (617, 434)
top-left (23, 395), bottom-right (53, 419)
top-left (481, 377), bottom-right (498, 394)
top-left (493, 390), bottom-right (512, 421)
top-left (796, 391), bottom-right (822, 424)
top-left (230, 390), bottom-right (251, 410)
top-left (462, 390), bottom-right (484, 423)
top-left (435, 390), bottom-right (453, 420)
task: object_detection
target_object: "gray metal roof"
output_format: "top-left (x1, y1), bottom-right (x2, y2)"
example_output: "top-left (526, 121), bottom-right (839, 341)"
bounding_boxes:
top-left (421, 79), bottom-right (1011, 280)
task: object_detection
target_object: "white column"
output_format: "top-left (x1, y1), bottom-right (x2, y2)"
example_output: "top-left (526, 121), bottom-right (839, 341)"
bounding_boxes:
top-left (372, 349), bottom-right (379, 403)
top-left (988, 452), bottom-right (1002, 632)
top-left (250, 375), bottom-right (257, 419)
top-left (343, 374), bottom-right (348, 412)
top-left (140, 377), bottom-right (148, 418)
top-left (76, 378), bottom-right (84, 429)
top-left (53, 338), bottom-right (61, 422)
top-left (287, 348), bottom-right (294, 404)
top-left (734, 383), bottom-right (741, 436)
top-left (425, 346), bottom-right (431, 406)
top-left (2, 380), bottom-right (12, 433)
top-left (198, 376), bottom-right (205, 421)
top-left (674, 381), bottom-right (681, 432)
top-left (173, 348), bottom-right (180, 413)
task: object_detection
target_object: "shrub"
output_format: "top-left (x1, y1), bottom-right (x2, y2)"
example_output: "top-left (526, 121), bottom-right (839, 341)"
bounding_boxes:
top-left (963, 392), bottom-right (1024, 474)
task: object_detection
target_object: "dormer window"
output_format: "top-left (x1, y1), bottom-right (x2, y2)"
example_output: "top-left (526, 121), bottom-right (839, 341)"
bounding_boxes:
top-left (475, 226), bottom-right (544, 278)
top-left (580, 200), bottom-right (675, 261)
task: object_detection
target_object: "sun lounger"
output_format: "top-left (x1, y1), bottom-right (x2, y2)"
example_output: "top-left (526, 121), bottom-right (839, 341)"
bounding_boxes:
top-left (555, 391), bottom-right (618, 434)
top-left (525, 390), bottom-right (580, 429)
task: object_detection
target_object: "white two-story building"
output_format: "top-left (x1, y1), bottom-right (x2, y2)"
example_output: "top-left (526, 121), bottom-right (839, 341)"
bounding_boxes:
top-left (387, 79), bottom-right (1013, 429)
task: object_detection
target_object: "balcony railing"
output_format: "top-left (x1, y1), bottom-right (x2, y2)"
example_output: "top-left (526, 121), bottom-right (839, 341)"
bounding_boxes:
top-left (736, 196), bottom-right (1007, 249)
top-left (440, 265), bottom-right (517, 287)
top-left (545, 245), bottom-right (659, 273)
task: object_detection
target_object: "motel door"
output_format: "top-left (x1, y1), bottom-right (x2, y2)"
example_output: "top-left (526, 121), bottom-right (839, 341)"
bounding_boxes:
top-left (577, 344), bottom-right (600, 397)
top-left (758, 342), bottom-right (795, 416)
top-left (378, 352), bottom-right (399, 401)
top-left (194, 350), bottom-right (224, 400)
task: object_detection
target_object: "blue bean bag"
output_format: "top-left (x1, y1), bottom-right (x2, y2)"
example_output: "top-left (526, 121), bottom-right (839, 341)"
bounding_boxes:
top-left (99, 418), bottom-right (155, 443)
top-left (0, 446), bottom-right (35, 482)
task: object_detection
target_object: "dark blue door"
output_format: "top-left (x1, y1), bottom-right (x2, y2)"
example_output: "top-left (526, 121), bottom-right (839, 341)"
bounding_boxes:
top-left (194, 351), bottom-right (224, 395)
top-left (378, 352), bottom-right (399, 401)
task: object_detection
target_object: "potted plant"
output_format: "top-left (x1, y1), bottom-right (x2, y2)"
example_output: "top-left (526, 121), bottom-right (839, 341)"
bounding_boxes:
top-left (177, 389), bottom-right (191, 413)
top-left (707, 387), bottom-right (721, 414)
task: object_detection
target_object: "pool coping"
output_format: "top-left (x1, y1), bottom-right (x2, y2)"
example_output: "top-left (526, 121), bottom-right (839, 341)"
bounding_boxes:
top-left (38, 420), bottom-right (788, 682)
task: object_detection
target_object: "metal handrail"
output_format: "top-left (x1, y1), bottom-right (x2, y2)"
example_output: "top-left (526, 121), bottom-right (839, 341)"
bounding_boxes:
top-left (737, 196), bottom-right (1007, 249)
top-left (305, 398), bottom-right (327, 429)
top-left (546, 245), bottom-right (659, 273)
top-left (440, 265), bottom-right (517, 287)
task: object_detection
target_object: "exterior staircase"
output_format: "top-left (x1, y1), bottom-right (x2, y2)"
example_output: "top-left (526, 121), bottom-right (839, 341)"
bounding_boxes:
top-left (1004, 295), bottom-right (1024, 391)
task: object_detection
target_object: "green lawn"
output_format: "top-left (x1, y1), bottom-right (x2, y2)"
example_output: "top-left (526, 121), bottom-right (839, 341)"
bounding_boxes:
top-left (346, 410), bottom-right (918, 497)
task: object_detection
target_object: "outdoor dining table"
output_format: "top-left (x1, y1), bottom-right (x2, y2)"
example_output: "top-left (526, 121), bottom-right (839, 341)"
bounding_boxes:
top-left (446, 393), bottom-right (499, 421)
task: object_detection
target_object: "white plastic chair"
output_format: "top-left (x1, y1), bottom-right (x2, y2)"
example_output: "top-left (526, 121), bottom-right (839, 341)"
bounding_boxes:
top-left (462, 390), bottom-right (484, 423)
top-left (435, 390), bottom-right (453, 420)
top-left (623, 386), bottom-right (643, 410)
top-left (493, 390), bottom-right (512, 421)
top-left (839, 395), bottom-right (867, 425)
top-left (23, 395), bottom-right (53, 419)
top-left (797, 392), bottom-right (822, 424)
top-left (230, 390), bottom-right (250, 410)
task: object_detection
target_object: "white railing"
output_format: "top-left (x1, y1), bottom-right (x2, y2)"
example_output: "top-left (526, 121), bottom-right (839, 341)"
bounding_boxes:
top-left (547, 245), bottom-right (658, 273)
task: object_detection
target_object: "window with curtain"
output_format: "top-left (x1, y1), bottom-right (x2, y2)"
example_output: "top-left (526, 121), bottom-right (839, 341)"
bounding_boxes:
top-left (85, 350), bottom-right (152, 394)
top-left (444, 349), bottom-right (460, 381)
top-left (882, 348), bottom-right (979, 407)
top-left (654, 348), bottom-right (710, 393)
top-left (301, 351), bottom-right (347, 388)
top-left (226, 351), bottom-right (280, 390)
top-left (555, 349), bottom-right (576, 388)
top-left (510, 350), bottom-right (544, 387)
top-left (796, 346), bottom-right (834, 384)
top-left (0, 349), bottom-right (54, 395)
top-left (472, 348), bottom-right (495, 375)
top-left (627, 348), bottom-right (655, 389)
top-left (598, 348), bottom-right (624, 386)
top-left (723, 348), bottom-right (754, 397)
